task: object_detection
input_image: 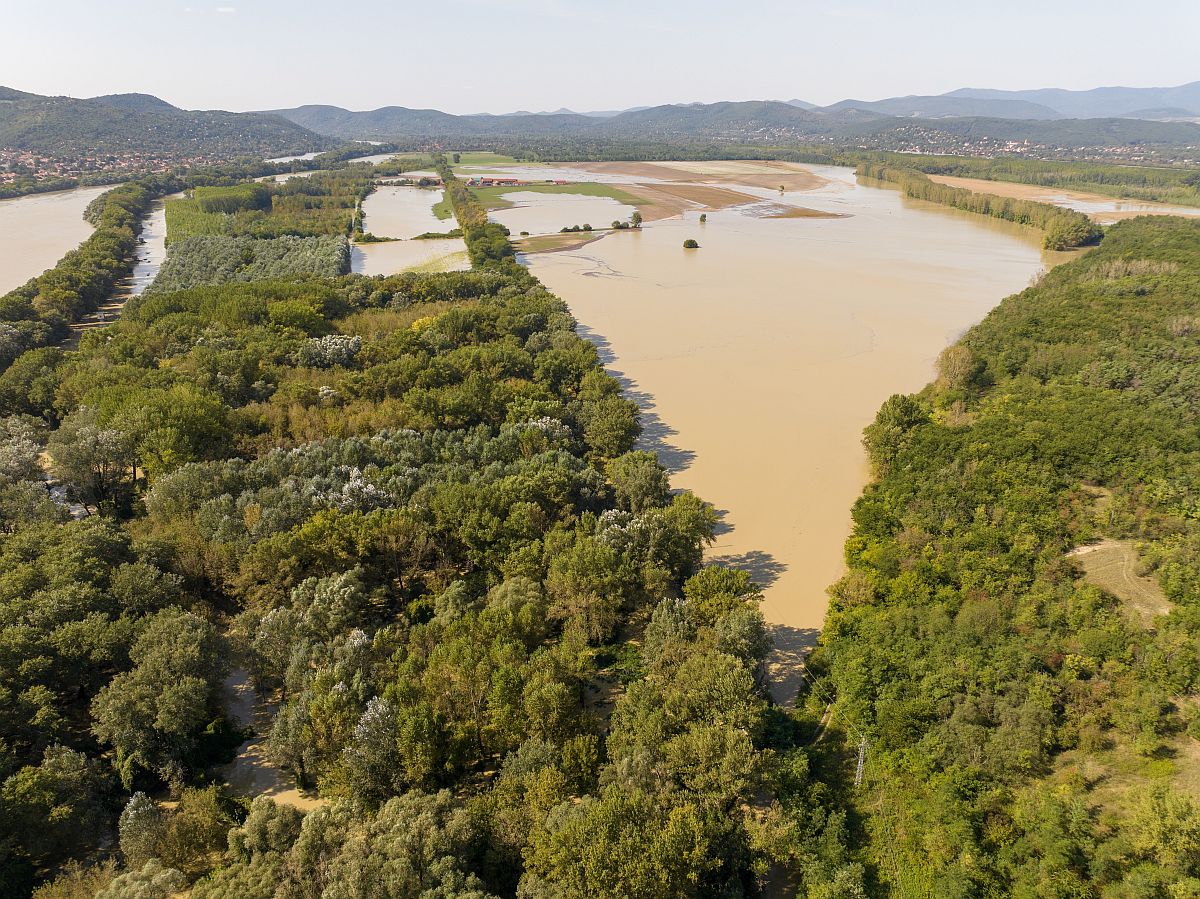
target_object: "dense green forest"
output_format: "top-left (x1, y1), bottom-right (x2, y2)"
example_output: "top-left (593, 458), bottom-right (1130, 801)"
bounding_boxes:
top-left (5, 136), bottom-right (1200, 897)
top-left (148, 235), bottom-right (351, 292)
top-left (857, 163), bottom-right (1104, 250)
top-left (165, 169), bottom-right (374, 243)
top-left (0, 152), bottom-right (857, 899)
top-left (809, 216), bottom-right (1200, 895)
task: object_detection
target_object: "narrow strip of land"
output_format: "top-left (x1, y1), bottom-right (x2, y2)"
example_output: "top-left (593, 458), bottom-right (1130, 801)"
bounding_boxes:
top-left (928, 174), bottom-right (1200, 222)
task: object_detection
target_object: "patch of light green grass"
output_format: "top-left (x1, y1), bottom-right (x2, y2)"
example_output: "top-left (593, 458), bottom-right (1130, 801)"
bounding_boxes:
top-left (472, 182), bottom-right (646, 210)
top-left (431, 190), bottom-right (455, 221)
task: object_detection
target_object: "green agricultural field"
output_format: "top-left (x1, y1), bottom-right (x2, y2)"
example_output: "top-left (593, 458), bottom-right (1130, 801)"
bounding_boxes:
top-left (165, 170), bottom-right (372, 242)
top-left (449, 151), bottom-right (519, 166)
top-left (470, 181), bottom-right (647, 210)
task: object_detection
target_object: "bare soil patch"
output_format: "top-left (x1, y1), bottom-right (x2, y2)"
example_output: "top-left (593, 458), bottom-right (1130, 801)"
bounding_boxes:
top-left (574, 160), bottom-right (828, 192)
top-left (744, 202), bottom-right (844, 220)
top-left (219, 669), bottom-right (325, 812)
top-left (634, 181), bottom-right (758, 207)
top-left (621, 181), bottom-right (759, 221)
top-left (515, 232), bottom-right (608, 254)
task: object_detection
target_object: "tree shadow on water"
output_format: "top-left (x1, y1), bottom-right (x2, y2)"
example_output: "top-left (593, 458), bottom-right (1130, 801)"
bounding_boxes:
top-left (707, 549), bottom-right (787, 588)
top-left (709, 507), bottom-right (733, 537)
top-left (576, 322), bottom-right (617, 367)
top-left (576, 322), bottom-right (697, 475)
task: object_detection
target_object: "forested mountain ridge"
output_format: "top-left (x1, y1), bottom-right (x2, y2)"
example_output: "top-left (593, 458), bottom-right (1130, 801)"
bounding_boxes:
top-left (825, 94), bottom-right (1063, 119)
top-left (265, 98), bottom-right (1200, 161)
top-left (275, 80), bottom-right (1200, 133)
top-left (0, 86), bottom-right (331, 159)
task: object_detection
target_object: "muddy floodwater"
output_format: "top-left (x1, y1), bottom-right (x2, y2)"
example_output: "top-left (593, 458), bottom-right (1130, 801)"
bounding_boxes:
top-left (512, 163), bottom-right (1071, 697)
top-left (0, 185), bottom-right (110, 294)
top-left (490, 191), bottom-right (637, 237)
top-left (124, 193), bottom-right (181, 296)
top-left (352, 184), bottom-right (468, 276)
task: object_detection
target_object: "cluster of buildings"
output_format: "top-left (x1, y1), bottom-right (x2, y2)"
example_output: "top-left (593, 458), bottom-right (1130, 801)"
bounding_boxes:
top-left (0, 147), bottom-right (235, 186)
top-left (839, 125), bottom-right (1200, 164)
top-left (465, 176), bottom-right (570, 188)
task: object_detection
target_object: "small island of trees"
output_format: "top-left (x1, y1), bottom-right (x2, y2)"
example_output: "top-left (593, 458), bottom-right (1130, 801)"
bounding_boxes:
top-left (683, 238), bottom-right (700, 249)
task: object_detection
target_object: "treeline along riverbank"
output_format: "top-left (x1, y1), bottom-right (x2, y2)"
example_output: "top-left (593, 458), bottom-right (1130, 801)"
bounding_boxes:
top-left (808, 216), bottom-right (1200, 895)
top-left (857, 162), bottom-right (1104, 249)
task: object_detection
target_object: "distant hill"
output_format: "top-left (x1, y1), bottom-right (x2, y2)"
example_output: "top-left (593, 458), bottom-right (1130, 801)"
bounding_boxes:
top-left (945, 81), bottom-right (1200, 119)
top-left (0, 86), bottom-right (332, 159)
top-left (264, 96), bottom-right (1200, 154)
top-left (266, 99), bottom-right (881, 142)
top-left (92, 92), bottom-right (181, 114)
top-left (826, 94), bottom-right (1062, 120)
top-left (1124, 106), bottom-right (1200, 122)
top-left (266, 103), bottom-right (608, 139)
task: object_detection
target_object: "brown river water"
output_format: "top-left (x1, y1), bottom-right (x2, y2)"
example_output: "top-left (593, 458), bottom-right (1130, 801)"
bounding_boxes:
top-left (501, 163), bottom-right (1072, 698)
top-left (352, 184), bottom-right (468, 275)
top-left (0, 185), bottom-right (110, 294)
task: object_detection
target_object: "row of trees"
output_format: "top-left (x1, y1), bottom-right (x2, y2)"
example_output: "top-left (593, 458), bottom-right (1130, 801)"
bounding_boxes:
top-left (148, 235), bottom-right (351, 294)
top-left (432, 156), bottom-right (518, 269)
top-left (858, 151), bottom-right (1200, 206)
top-left (857, 161), bottom-right (1104, 249)
top-left (0, 176), bottom-right (183, 373)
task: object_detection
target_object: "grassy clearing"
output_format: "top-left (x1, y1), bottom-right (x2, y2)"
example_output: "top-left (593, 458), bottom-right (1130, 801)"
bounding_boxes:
top-left (1051, 726), bottom-right (1197, 829)
top-left (1067, 486), bottom-right (1171, 626)
top-left (403, 250), bottom-right (470, 273)
top-left (431, 189), bottom-right (454, 220)
top-left (472, 181), bottom-right (648, 211)
top-left (1069, 539), bottom-right (1172, 625)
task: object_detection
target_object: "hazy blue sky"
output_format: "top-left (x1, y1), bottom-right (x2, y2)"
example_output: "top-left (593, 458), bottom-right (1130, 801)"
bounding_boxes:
top-left (6, 0), bottom-right (1198, 113)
